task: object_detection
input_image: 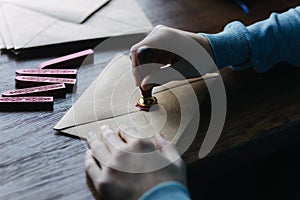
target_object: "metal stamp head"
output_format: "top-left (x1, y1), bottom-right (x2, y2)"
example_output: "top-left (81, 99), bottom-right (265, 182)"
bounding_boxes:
top-left (135, 96), bottom-right (158, 111)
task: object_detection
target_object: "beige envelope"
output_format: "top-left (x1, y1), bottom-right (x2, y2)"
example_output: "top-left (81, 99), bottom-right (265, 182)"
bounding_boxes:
top-left (3, 0), bottom-right (110, 24)
top-left (0, 0), bottom-right (152, 49)
top-left (54, 55), bottom-right (219, 144)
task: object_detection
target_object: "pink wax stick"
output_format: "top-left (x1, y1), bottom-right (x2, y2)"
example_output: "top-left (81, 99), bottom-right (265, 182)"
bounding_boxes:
top-left (15, 76), bottom-right (76, 92)
top-left (38, 49), bottom-right (94, 69)
top-left (2, 83), bottom-right (66, 98)
top-left (16, 69), bottom-right (78, 78)
top-left (0, 97), bottom-right (53, 112)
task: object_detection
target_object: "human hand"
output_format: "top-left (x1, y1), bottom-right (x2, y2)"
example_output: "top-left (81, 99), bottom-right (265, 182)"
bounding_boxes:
top-left (130, 25), bottom-right (214, 91)
top-left (85, 125), bottom-right (187, 200)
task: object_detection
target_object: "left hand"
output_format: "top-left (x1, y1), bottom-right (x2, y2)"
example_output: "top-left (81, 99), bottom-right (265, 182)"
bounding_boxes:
top-left (85, 125), bottom-right (187, 200)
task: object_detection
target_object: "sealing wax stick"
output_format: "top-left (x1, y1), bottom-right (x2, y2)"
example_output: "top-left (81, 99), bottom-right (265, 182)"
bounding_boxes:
top-left (38, 49), bottom-right (94, 69)
top-left (16, 69), bottom-right (78, 78)
top-left (2, 84), bottom-right (66, 98)
top-left (15, 76), bottom-right (76, 92)
top-left (0, 97), bottom-right (53, 112)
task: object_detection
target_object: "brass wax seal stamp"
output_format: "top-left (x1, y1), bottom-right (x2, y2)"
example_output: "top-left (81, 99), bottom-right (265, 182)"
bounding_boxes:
top-left (135, 87), bottom-right (157, 111)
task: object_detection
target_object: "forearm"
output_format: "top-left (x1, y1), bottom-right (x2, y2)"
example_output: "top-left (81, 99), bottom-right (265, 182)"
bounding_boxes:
top-left (203, 6), bottom-right (300, 72)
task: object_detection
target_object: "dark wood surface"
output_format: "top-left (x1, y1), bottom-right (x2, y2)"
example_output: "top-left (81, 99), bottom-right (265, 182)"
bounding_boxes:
top-left (1, 0), bottom-right (300, 199)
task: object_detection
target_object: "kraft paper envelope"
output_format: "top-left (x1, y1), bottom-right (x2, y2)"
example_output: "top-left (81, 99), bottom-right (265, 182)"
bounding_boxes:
top-left (2, 0), bottom-right (110, 24)
top-left (54, 55), bottom-right (219, 144)
top-left (0, 0), bottom-right (152, 49)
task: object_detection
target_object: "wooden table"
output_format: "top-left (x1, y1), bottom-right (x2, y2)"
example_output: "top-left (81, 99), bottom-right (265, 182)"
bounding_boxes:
top-left (1, 0), bottom-right (300, 199)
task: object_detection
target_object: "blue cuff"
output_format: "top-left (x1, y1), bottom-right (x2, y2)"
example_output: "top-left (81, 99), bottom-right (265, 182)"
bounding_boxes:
top-left (201, 21), bottom-right (251, 70)
top-left (202, 6), bottom-right (300, 72)
top-left (138, 181), bottom-right (191, 200)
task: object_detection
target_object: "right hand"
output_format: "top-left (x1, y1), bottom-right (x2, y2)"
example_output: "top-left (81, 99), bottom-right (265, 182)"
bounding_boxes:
top-left (130, 25), bottom-right (214, 91)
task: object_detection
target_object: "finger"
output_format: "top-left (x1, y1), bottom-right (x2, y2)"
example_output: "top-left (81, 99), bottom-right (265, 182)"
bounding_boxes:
top-left (128, 137), bottom-right (157, 153)
top-left (87, 132), bottom-right (110, 163)
top-left (117, 126), bottom-right (138, 144)
top-left (154, 133), bottom-right (183, 166)
top-left (130, 48), bottom-right (139, 68)
top-left (101, 125), bottom-right (126, 153)
top-left (118, 127), bottom-right (157, 153)
top-left (137, 46), bottom-right (174, 66)
top-left (85, 150), bottom-right (102, 187)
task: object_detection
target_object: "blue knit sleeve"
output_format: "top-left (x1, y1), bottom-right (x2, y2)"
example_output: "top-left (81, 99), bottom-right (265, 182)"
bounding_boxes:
top-left (203, 6), bottom-right (300, 72)
top-left (138, 181), bottom-right (191, 200)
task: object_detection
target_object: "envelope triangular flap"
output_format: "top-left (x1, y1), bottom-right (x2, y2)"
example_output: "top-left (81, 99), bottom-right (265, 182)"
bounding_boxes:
top-left (96, 0), bottom-right (152, 28)
top-left (54, 55), bottom-right (138, 130)
top-left (54, 55), bottom-right (219, 143)
top-left (23, 16), bottom-right (137, 49)
top-left (4, 0), bottom-right (110, 24)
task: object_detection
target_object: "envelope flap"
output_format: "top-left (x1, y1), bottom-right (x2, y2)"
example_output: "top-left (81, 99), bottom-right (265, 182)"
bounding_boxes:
top-left (3, 0), bottom-right (110, 24)
top-left (54, 54), bottom-right (219, 135)
top-left (54, 55), bottom-right (137, 130)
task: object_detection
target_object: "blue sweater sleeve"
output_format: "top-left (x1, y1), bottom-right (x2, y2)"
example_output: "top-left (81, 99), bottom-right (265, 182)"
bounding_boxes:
top-left (203, 6), bottom-right (300, 72)
top-left (138, 181), bottom-right (191, 200)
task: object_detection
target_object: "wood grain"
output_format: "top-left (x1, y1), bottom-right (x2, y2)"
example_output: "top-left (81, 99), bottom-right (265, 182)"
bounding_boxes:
top-left (1, 0), bottom-right (300, 199)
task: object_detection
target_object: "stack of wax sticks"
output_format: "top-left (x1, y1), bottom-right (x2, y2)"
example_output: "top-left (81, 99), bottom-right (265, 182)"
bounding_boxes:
top-left (0, 49), bottom-right (94, 112)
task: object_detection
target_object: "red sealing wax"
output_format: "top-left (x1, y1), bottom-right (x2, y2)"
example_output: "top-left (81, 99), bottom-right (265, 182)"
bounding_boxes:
top-left (16, 69), bottom-right (77, 78)
top-left (15, 76), bottom-right (76, 92)
top-left (38, 49), bottom-right (94, 69)
top-left (2, 83), bottom-right (66, 98)
top-left (0, 97), bottom-right (53, 112)
top-left (135, 103), bottom-right (151, 111)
